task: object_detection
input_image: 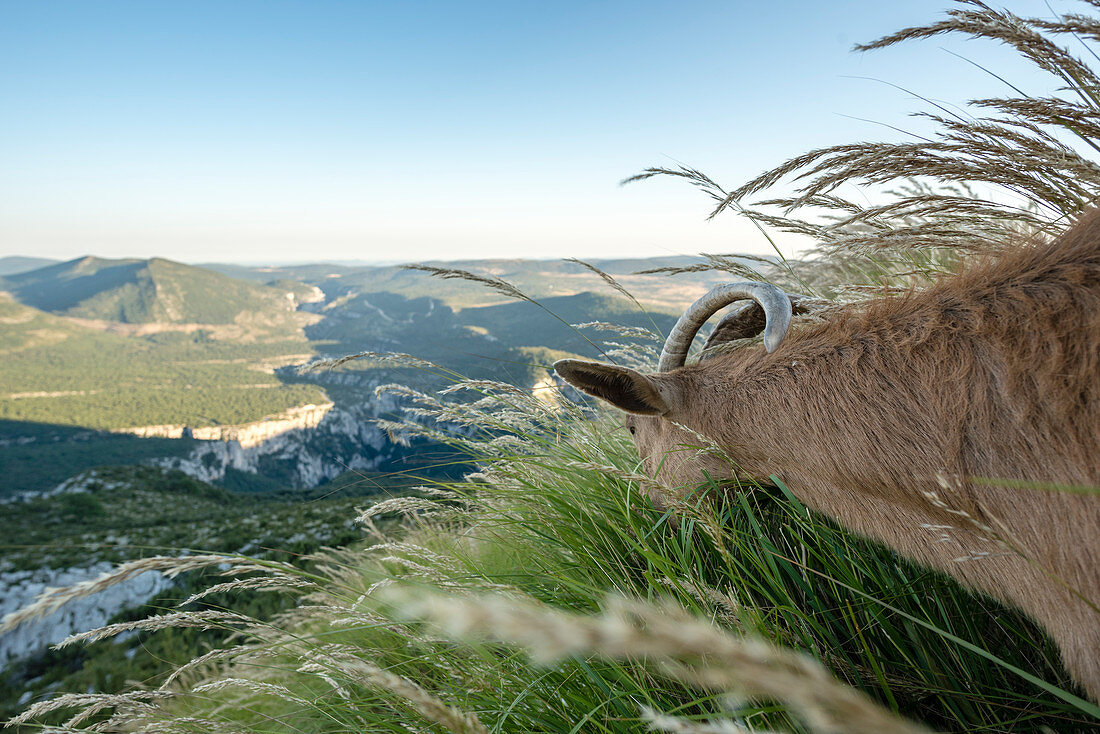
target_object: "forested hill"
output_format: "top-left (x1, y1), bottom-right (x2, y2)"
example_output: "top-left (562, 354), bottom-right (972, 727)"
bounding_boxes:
top-left (0, 256), bottom-right (307, 325)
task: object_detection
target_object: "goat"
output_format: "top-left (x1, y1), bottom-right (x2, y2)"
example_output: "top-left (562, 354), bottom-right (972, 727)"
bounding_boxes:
top-left (554, 209), bottom-right (1100, 701)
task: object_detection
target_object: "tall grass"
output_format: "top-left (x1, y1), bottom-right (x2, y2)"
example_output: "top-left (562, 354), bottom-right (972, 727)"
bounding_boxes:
top-left (9, 1), bottom-right (1100, 732)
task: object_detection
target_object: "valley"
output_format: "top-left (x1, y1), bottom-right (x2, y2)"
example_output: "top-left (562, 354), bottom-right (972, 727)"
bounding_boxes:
top-left (0, 251), bottom-right (770, 725)
top-left (0, 252), bottom-right (754, 499)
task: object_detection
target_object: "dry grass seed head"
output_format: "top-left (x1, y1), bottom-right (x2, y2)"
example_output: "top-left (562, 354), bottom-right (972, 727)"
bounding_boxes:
top-left (0, 554), bottom-right (279, 633)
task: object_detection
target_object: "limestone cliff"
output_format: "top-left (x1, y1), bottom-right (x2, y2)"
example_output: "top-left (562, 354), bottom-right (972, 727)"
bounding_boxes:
top-left (116, 402), bottom-right (335, 448)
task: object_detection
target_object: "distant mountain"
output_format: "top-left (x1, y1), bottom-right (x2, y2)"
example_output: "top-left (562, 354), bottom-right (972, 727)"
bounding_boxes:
top-left (0, 256), bottom-right (60, 276)
top-left (1, 256), bottom-right (305, 324)
top-left (461, 291), bottom-right (677, 356)
top-left (206, 254), bottom-right (773, 311)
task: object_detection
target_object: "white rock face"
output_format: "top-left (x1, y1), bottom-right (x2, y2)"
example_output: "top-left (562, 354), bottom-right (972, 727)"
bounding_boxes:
top-left (115, 402), bottom-right (335, 448)
top-left (158, 403), bottom-right (397, 488)
top-left (0, 471), bottom-right (127, 505)
top-left (0, 564), bottom-right (174, 662)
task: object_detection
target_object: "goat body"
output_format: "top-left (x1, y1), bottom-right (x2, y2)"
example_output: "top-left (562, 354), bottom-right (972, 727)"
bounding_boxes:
top-left (555, 210), bottom-right (1100, 701)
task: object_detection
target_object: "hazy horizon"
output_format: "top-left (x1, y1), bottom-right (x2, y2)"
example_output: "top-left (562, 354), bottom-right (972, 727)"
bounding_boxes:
top-left (1, 0), bottom-right (1067, 263)
top-left (0, 250), bottom-right (759, 271)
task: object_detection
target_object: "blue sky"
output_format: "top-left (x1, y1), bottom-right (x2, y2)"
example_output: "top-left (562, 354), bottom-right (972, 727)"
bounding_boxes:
top-left (0, 0), bottom-right (1077, 264)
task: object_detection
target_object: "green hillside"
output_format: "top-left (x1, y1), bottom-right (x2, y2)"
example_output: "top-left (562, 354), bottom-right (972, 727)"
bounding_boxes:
top-left (0, 294), bottom-right (326, 432)
top-left (298, 289), bottom-right (666, 395)
top-left (1, 256), bottom-right (306, 325)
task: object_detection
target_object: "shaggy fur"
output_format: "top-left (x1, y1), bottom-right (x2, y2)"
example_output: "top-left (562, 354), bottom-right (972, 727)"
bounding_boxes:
top-left (556, 210), bottom-right (1100, 701)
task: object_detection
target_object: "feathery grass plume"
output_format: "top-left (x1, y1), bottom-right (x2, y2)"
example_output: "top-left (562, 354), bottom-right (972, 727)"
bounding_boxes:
top-left (0, 554), bottom-right (277, 632)
top-left (385, 589), bottom-right (935, 734)
top-left (635, 251), bottom-right (781, 275)
top-left (437, 378), bottom-right (558, 416)
top-left (374, 381), bottom-right (444, 406)
top-left (297, 349), bottom-right (443, 373)
top-left (656, 578), bottom-right (744, 630)
top-left (56, 609), bottom-right (256, 648)
top-left (308, 656), bottom-right (490, 734)
top-left (565, 257), bottom-right (640, 303)
top-left (160, 646), bottom-right (268, 691)
top-left (193, 678), bottom-right (313, 707)
top-left (632, 252), bottom-right (787, 287)
top-left (404, 263), bottom-right (533, 303)
top-left (178, 574), bottom-right (318, 607)
top-left (628, 1), bottom-right (1100, 290)
top-left (130, 717), bottom-right (246, 734)
top-left (573, 321), bottom-right (663, 341)
top-left (565, 257), bottom-right (666, 337)
top-left (357, 496), bottom-right (457, 522)
top-left (6, 690), bottom-right (170, 728)
top-left (567, 460), bottom-right (660, 487)
top-left (406, 262), bottom-right (617, 362)
top-left (603, 340), bottom-right (662, 368)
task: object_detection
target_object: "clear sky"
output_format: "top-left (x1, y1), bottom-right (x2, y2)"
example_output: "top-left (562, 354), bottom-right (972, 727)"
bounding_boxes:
top-left (0, 0), bottom-right (1076, 264)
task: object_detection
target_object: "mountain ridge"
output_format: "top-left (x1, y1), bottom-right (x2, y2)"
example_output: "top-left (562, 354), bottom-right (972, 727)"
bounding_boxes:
top-left (0, 256), bottom-right (61, 276)
top-left (0, 256), bottom-right (307, 325)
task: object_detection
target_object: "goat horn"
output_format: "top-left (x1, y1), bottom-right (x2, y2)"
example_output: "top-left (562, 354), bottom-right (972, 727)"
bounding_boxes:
top-left (699, 292), bottom-right (828, 355)
top-left (658, 282), bottom-right (793, 371)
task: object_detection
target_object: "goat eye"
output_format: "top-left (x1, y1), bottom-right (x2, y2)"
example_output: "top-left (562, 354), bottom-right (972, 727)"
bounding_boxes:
top-left (629, 426), bottom-right (636, 435)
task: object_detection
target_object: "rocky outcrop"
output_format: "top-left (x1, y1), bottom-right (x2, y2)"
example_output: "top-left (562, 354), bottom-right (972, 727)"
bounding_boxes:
top-left (0, 564), bottom-right (173, 663)
top-left (117, 403), bottom-right (335, 448)
top-left (159, 401), bottom-right (401, 488)
top-left (287, 285), bottom-right (325, 307)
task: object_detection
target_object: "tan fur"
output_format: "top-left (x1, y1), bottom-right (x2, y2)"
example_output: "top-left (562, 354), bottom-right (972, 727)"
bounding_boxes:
top-left (558, 210), bottom-right (1100, 701)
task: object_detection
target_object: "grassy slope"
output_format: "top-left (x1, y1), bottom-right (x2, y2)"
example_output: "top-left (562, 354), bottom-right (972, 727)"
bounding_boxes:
top-left (32, 383), bottom-right (1097, 733)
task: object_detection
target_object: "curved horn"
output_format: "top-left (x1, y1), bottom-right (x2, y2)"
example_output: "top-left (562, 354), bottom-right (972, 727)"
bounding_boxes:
top-left (700, 292), bottom-right (829, 355)
top-left (658, 282), bottom-right (792, 371)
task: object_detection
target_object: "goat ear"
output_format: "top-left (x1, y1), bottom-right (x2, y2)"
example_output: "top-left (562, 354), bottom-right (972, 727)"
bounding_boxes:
top-left (553, 359), bottom-right (670, 415)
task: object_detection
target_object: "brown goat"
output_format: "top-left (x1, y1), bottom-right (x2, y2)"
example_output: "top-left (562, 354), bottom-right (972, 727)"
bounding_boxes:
top-left (555, 209), bottom-right (1100, 701)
